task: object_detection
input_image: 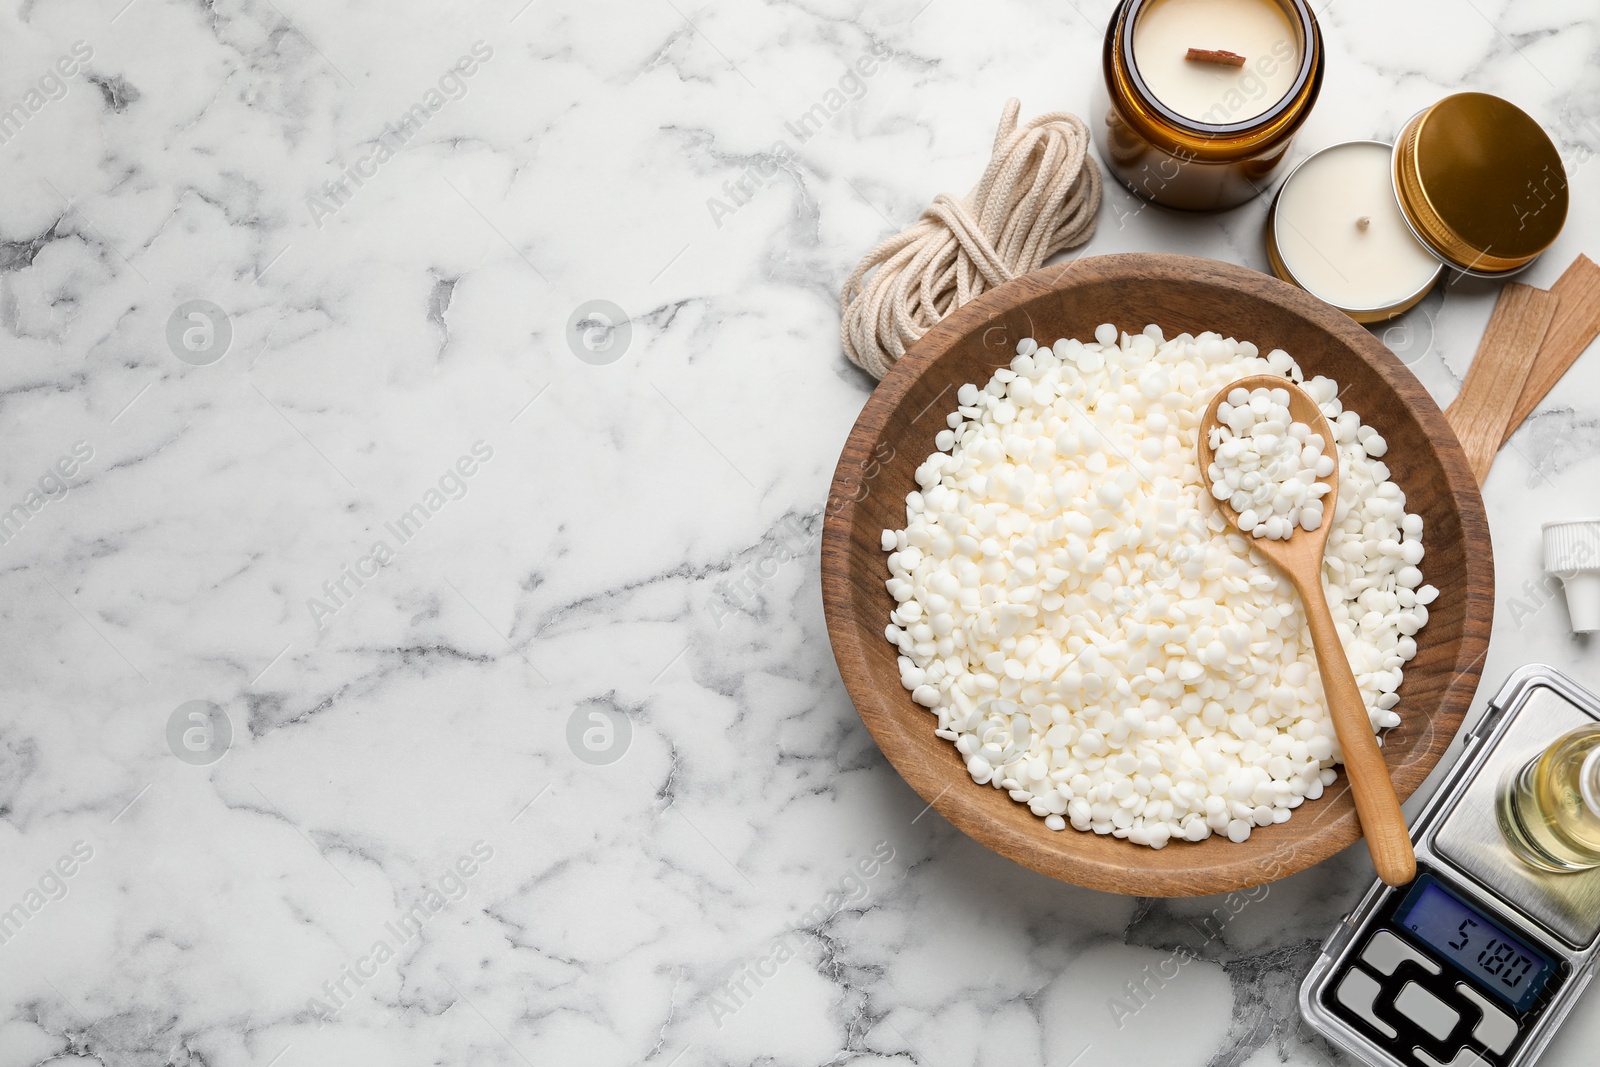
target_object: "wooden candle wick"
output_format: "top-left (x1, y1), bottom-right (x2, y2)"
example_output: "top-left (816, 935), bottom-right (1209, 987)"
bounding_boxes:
top-left (1445, 283), bottom-right (1557, 485)
top-left (1185, 48), bottom-right (1246, 67)
top-left (1441, 254), bottom-right (1600, 481)
top-left (1501, 254), bottom-right (1600, 445)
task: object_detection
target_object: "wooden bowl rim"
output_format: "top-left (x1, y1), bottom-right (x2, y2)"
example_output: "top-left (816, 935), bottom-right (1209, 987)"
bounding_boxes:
top-left (821, 252), bottom-right (1493, 897)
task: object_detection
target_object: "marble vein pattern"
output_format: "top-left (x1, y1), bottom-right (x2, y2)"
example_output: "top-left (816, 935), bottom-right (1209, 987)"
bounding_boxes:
top-left (0, 0), bottom-right (1598, 1065)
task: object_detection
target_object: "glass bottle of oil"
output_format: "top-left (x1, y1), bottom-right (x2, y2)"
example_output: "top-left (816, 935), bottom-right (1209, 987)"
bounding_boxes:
top-left (1497, 723), bottom-right (1600, 872)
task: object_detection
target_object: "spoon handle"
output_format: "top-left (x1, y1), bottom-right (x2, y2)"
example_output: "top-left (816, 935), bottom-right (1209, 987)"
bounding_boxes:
top-left (1297, 575), bottom-right (1417, 887)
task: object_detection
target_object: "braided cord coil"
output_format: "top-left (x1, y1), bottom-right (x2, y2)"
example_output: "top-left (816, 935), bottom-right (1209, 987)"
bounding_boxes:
top-left (839, 99), bottom-right (1103, 380)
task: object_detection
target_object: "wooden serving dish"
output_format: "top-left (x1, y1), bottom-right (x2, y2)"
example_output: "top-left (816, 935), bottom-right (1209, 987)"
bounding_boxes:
top-left (821, 254), bottom-right (1492, 897)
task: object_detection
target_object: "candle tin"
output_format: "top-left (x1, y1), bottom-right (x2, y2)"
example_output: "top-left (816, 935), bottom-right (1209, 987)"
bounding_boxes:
top-left (1265, 141), bottom-right (1445, 323)
top-left (1266, 94), bottom-right (1569, 321)
top-left (1093, 0), bottom-right (1325, 211)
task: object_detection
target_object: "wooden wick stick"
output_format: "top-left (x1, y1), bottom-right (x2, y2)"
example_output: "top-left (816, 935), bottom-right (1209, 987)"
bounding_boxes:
top-left (1501, 254), bottom-right (1600, 445)
top-left (1445, 283), bottom-right (1558, 484)
top-left (1185, 47), bottom-right (1246, 67)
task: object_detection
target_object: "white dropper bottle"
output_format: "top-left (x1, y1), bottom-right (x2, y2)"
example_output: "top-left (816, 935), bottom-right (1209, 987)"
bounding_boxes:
top-left (1544, 519), bottom-right (1600, 634)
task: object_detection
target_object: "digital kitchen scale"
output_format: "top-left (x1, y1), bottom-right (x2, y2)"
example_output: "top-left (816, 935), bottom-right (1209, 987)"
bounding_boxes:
top-left (1301, 665), bottom-right (1600, 1067)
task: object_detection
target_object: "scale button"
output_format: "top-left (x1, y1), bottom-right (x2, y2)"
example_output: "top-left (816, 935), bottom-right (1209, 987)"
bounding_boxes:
top-left (1455, 982), bottom-right (1518, 1054)
top-left (1395, 981), bottom-right (1460, 1041)
top-left (1361, 929), bottom-right (1442, 976)
top-left (1335, 969), bottom-right (1396, 1038)
top-left (1414, 1047), bottom-right (1491, 1067)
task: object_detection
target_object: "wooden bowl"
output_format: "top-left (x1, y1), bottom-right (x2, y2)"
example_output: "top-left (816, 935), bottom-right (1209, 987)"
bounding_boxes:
top-left (821, 254), bottom-right (1492, 897)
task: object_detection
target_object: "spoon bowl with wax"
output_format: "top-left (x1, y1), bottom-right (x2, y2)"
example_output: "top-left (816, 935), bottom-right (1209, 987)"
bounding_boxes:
top-left (1198, 373), bottom-right (1417, 887)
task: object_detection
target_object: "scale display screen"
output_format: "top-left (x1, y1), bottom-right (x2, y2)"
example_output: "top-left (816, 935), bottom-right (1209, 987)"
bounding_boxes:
top-left (1395, 878), bottom-right (1553, 1012)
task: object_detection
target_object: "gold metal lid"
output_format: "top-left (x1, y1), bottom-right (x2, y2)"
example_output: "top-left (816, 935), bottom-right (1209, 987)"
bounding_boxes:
top-left (1393, 92), bottom-right (1568, 276)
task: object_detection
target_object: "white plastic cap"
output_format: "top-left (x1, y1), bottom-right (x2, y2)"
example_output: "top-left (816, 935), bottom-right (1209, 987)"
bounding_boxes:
top-left (1543, 518), bottom-right (1600, 633)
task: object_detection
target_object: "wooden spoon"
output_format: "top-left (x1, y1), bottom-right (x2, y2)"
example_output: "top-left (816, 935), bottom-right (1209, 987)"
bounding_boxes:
top-left (1199, 374), bottom-right (1417, 887)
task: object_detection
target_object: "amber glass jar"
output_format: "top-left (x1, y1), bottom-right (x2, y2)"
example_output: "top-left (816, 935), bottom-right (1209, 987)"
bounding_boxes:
top-left (1092, 0), bottom-right (1324, 211)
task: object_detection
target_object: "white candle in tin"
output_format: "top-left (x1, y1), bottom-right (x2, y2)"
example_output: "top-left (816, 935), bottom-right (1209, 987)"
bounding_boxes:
top-left (1132, 0), bottom-right (1301, 124)
top-left (1272, 141), bottom-right (1443, 317)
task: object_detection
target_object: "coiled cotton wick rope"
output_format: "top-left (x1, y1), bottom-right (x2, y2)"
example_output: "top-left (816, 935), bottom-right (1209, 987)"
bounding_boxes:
top-left (839, 99), bottom-right (1103, 380)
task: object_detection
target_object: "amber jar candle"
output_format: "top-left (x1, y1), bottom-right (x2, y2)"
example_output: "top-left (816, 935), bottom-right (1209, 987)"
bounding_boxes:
top-left (1092, 0), bottom-right (1325, 211)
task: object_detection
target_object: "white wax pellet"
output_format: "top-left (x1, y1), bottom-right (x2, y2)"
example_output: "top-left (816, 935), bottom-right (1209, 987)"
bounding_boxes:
top-left (1205, 384), bottom-right (1343, 546)
top-left (882, 331), bottom-right (1427, 850)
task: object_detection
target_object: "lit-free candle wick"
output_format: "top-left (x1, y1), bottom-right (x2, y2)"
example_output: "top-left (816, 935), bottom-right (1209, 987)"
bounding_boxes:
top-left (1185, 47), bottom-right (1247, 67)
top-left (1356, 216), bottom-right (1372, 231)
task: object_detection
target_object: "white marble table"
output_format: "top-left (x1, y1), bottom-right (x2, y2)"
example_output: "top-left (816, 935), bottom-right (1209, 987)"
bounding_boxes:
top-left (1, 0), bottom-right (1598, 1064)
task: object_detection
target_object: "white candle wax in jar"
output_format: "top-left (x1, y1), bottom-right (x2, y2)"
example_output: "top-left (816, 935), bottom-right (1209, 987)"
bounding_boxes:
top-left (1272, 141), bottom-right (1442, 317)
top-left (1132, 0), bottom-right (1301, 124)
